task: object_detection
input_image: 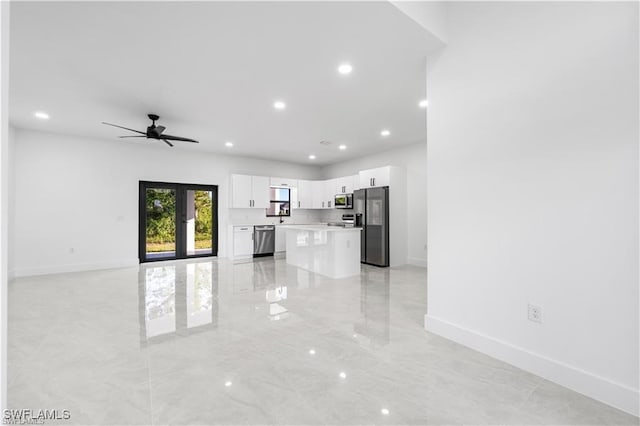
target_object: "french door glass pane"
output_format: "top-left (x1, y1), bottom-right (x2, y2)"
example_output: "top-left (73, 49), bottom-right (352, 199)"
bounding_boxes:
top-left (145, 188), bottom-right (176, 259)
top-left (186, 189), bottom-right (213, 257)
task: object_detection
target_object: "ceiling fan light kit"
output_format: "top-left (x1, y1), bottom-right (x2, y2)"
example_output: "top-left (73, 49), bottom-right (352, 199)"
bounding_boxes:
top-left (102, 114), bottom-right (199, 147)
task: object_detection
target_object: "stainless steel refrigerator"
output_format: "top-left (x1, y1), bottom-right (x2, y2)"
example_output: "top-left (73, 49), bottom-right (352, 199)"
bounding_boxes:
top-left (354, 187), bottom-right (389, 267)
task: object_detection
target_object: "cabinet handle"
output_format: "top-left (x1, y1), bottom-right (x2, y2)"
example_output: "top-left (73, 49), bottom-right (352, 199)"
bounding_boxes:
top-left (322, 201), bottom-right (324, 208)
top-left (298, 201), bottom-right (301, 208)
top-left (329, 201), bottom-right (331, 208)
top-left (372, 178), bottom-right (375, 187)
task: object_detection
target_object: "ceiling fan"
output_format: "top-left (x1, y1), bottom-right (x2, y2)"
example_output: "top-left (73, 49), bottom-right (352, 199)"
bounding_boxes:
top-left (102, 114), bottom-right (199, 147)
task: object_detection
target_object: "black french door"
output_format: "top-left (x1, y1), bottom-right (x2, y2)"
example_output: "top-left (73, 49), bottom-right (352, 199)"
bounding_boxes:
top-left (139, 181), bottom-right (218, 263)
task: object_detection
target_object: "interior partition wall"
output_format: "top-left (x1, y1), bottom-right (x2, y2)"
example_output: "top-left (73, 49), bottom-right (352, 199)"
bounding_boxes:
top-left (139, 181), bottom-right (218, 263)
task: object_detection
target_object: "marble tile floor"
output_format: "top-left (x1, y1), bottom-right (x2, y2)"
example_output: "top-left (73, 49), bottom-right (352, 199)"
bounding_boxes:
top-left (8, 258), bottom-right (638, 425)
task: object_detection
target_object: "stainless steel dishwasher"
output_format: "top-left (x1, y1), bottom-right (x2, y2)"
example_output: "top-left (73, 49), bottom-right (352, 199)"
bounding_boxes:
top-left (253, 225), bottom-right (275, 257)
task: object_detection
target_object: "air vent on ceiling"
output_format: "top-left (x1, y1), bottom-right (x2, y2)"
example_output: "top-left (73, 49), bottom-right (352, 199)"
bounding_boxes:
top-left (319, 140), bottom-right (332, 146)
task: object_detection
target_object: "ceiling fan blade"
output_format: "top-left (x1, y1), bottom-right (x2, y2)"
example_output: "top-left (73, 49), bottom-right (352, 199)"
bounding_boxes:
top-left (161, 134), bottom-right (199, 143)
top-left (162, 139), bottom-right (174, 147)
top-left (102, 122), bottom-right (146, 135)
top-left (155, 125), bottom-right (166, 135)
top-left (118, 135), bottom-right (146, 138)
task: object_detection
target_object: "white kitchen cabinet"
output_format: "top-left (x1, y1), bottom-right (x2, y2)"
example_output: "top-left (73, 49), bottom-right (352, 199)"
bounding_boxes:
top-left (297, 179), bottom-right (313, 209)
top-left (311, 180), bottom-right (326, 209)
top-left (230, 174), bottom-right (269, 208)
top-left (359, 166), bottom-right (391, 188)
top-left (233, 226), bottom-right (253, 257)
top-left (251, 176), bottom-right (270, 209)
top-left (334, 175), bottom-right (359, 194)
top-left (351, 174), bottom-right (360, 192)
top-left (270, 177), bottom-right (298, 188)
top-left (323, 178), bottom-right (337, 208)
top-left (290, 187), bottom-right (300, 210)
top-left (275, 226), bottom-right (286, 252)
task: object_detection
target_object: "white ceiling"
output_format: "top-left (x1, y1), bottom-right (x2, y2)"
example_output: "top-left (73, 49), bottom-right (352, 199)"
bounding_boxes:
top-left (10, 1), bottom-right (439, 165)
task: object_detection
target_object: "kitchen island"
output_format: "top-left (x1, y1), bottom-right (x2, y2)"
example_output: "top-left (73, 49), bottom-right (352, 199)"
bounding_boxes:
top-left (281, 225), bottom-right (362, 279)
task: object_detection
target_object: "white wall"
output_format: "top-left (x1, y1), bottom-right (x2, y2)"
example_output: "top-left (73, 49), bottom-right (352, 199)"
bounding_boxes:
top-left (10, 128), bottom-right (323, 277)
top-left (0, 0), bottom-right (9, 410)
top-left (321, 141), bottom-right (427, 267)
top-left (426, 2), bottom-right (639, 416)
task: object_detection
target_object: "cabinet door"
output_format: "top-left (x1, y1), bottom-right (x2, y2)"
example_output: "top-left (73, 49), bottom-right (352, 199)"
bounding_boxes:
top-left (326, 179), bottom-right (335, 208)
top-left (350, 174), bottom-right (360, 192)
top-left (233, 228), bottom-right (253, 257)
top-left (359, 167), bottom-right (390, 188)
top-left (371, 167), bottom-right (390, 187)
top-left (311, 180), bottom-right (325, 209)
top-left (231, 174), bottom-right (253, 208)
top-left (290, 187), bottom-right (300, 210)
top-left (359, 170), bottom-right (373, 189)
top-left (275, 226), bottom-right (286, 252)
top-left (297, 180), bottom-right (312, 209)
top-left (251, 176), bottom-right (270, 209)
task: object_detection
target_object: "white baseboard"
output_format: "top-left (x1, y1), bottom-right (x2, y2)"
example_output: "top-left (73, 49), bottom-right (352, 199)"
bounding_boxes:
top-left (424, 314), bottom-right (639, 417)
top-left (12, 259), bottom-right (140, 278)
top-left (408, 256), bottom-right (427, 268)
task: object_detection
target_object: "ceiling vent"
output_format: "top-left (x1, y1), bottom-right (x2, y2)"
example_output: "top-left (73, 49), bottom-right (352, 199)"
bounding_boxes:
top-left (319, 140), bottom-right (332, 146)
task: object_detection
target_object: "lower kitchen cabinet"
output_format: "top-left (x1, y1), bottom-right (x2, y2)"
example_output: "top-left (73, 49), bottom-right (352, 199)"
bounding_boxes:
top-left (275, 226), bottom-right (287, 252)
top-left (233, 226), bottom-right (253, 258)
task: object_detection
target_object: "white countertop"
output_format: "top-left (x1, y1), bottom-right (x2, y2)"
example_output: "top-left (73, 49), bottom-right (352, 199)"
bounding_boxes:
top-left (231, 223), bottom-right (327, 228)
top-left (280, 224), bottom-right (362, 232)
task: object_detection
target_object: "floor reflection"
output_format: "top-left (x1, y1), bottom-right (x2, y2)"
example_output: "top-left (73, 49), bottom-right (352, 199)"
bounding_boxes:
top-left (138, 261), bottom-right (218, 344)
top-left (266, 285), bottom-right (288, 320)
top-left (354, 267), bottom-right (390, 346)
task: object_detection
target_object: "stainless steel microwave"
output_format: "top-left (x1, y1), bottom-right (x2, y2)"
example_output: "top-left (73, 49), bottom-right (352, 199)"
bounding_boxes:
top-left (334, 193), bottom-right (353, 209)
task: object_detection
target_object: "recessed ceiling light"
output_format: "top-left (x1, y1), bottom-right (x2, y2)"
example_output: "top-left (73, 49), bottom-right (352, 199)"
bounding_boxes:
top-left (224, 381), bottom-right (233, 387)
top-left (339, 372), bottom-right (347, 379)
top-left (273, 101), bottom-right (286, 110)
top-left (338, 63), bottom-right (353, 75)
top-left (225, 141), bottom-right (233, 147)
top-left (309, 348), bottom-right (316, 354)
top-left (34, 111), bottom-right (49, 120)
top-left (308, 155), bottom-right (316, 160)
top-left (381, 408), bottom-right (390, 415)
top-left (338, 144), bottom-right (347, 150)
top-left (419, 99), bottom-right (428, 108)
top-left (380, 129), bottom-right (390, 137)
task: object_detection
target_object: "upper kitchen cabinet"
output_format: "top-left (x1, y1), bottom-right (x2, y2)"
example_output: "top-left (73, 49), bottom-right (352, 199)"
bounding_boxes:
top-left (270, 177), bottom-right (298, 188)
top-left (335, 175), bottom-right (359, 194)
top-left (323, 178), bottom-right (337, 208)
top-left (230, 174), bottom-right (270, 208)
top-left (297, 179), bottom-right (314, 209)
top-left (351, 174), bottom-right (360, 191)
top-left (359, 166), bottom-right (391, 188)
top-left (311, 180), bottom-right (328, 209)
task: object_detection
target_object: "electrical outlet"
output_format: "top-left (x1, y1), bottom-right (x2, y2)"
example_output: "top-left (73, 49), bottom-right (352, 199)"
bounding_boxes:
top-left (528, 303), bottom-right (543, 323)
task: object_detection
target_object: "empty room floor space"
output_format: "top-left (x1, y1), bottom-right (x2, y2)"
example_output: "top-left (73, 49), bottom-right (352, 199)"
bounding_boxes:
top-left (7, 258), bottom-right (637, 425)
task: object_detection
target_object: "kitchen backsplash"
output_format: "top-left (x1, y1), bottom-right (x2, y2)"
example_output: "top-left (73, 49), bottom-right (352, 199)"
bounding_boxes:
top-left (228, 208), bottom-right (325, 226)
top-left (320, 209), bottom-right (344, 223)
